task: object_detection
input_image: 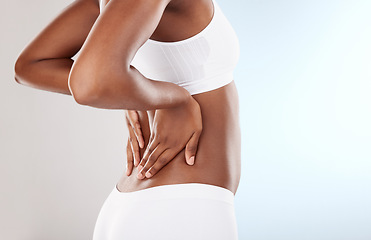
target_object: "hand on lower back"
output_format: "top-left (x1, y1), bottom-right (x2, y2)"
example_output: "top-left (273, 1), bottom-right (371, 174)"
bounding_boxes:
top-left (136, 96), bottom-right (203, 179)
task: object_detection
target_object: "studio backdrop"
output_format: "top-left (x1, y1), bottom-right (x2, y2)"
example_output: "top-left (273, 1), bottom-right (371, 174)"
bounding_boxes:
top-left (1, 0), bottom-right (371, 239)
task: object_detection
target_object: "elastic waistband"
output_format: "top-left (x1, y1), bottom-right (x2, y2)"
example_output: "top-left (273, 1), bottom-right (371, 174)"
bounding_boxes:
top-left (113, 183), bottom-right (234, 205)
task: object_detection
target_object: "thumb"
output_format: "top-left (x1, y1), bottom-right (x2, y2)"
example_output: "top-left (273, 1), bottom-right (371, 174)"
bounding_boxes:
top-left (185, 132), bottom-right (201, 165)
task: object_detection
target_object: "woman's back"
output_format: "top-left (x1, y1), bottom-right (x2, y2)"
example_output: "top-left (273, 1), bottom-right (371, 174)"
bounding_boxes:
top-left (117, 81), bottom-right (241, 195)
top-left (115, 0), bottom-right (241, 195)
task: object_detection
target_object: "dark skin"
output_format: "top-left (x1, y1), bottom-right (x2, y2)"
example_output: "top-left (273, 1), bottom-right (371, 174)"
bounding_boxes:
top-left (14, 0), bottom-right (241, 195)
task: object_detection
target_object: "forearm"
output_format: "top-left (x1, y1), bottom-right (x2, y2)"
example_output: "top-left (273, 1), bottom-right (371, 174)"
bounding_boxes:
top-left (13, 0), bottom-right (100, 95)
top-left (69, 63), bottom-right (192, 111)
top-left (14, 58), bottom-right (74, 95)
top-left (119, 66), bottom-right (191, 110)
top-left (14, 56), bottom-right (191, 111)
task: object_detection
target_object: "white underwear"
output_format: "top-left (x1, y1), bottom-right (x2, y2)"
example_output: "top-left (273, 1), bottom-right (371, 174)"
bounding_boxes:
top-left (92, 183), bottom-right (238, 240)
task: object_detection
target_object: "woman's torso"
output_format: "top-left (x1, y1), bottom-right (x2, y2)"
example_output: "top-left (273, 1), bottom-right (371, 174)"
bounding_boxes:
top-left (100, 0), bottom-right (242, 195)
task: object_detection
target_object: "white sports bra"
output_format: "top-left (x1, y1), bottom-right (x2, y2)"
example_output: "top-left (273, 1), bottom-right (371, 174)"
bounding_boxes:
top-left (130, 0), bottom-right (240, 95)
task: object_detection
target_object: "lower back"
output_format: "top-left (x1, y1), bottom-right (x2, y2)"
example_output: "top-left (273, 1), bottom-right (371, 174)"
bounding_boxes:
top-left (117, 81), bottom-right (241, 195)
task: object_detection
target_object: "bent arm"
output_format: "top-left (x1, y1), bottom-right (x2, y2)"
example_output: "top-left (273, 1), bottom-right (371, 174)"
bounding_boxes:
top-left (68, 0), bottom-right (191, 110)
top-left (14, 0), bottom-right (191, 110)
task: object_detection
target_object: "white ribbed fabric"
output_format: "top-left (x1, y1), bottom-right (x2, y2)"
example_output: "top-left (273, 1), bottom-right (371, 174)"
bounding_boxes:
top-left (92, 183), bottom-right (238, 240)
top-left (130, 0), bottom-right (240, 95)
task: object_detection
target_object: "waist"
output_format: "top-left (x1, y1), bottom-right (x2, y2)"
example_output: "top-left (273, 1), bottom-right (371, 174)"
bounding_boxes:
top-left (113, 182), bottom-right (235, 204)
top-left (117, 146), bottom-right (240, 195)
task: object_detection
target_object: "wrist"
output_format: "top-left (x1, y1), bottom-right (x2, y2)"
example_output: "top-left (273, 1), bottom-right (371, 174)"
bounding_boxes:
top-left (179, 88), bottom-right (192, 107)
top-left (178, 92), bottom-right (200, 117)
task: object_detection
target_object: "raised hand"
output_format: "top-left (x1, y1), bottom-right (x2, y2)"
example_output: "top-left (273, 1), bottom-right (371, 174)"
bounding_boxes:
top-left (136, 97), bottom-right (203, 179)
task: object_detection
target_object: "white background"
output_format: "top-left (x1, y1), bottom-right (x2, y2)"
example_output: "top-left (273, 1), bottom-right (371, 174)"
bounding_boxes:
top-left (1, 0), bottom-right (371, 239)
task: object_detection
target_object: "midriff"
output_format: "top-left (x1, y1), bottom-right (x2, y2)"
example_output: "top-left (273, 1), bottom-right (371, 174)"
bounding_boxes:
top-left (116, 80), bottom-right (241, 195)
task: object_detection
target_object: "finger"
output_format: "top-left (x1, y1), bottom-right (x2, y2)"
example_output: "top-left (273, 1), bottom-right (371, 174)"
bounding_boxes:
top-left (144, 148), bottom-right (179, 178)
top-left (125, 110), bottom-right (131, 125)
top-left (185, 131), bottom-right (202, 165)
top-left (137, 144), bottom-right (168, 179)
top-left (128, 110), bottom-right (145, 148)
top-left (127, 121), bottom-right (141, 167)
top-left (129, 138), bottom-right (140, 168)
top-left (138, 135), bottom-right (159, 172)
top-left (137, 134), bottom-right (152, 170)
top-left (126, 137), bottom-right (134, 176)
top-left (134, 122), bottom-right (145, 149)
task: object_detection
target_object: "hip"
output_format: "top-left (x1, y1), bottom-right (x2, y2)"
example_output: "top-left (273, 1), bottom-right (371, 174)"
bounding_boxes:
top-left (93, 182), bottom-right (239, 240)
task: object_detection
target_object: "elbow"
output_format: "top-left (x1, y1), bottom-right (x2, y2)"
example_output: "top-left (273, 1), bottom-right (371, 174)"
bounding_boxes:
top-left (68, 62), bottom-right (132, 106)
top-left (68, 67), bottom-right (100, 105)
top-left (69, 84), bottom-right (95, 106)
top-left (68, 64), bottom-right (125, 106)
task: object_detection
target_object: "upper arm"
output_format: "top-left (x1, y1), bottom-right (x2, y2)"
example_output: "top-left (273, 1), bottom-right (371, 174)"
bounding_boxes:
top-left (70, 0), bottom-right (172, 80)
top-left (16, 0), bottom-right (100, 64)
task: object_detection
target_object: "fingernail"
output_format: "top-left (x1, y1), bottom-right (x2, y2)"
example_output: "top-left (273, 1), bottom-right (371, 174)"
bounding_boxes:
top-left (188, 156), bottom-right (195, 165)
top-left (137, 172), bottom-right (144, 179)
top-left (138, 165), bottom-right (143, 171)
top-left (145, 172), bottom-right (152, 178)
